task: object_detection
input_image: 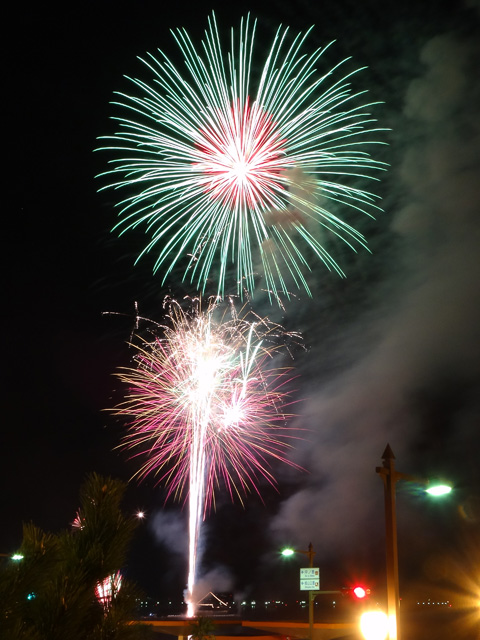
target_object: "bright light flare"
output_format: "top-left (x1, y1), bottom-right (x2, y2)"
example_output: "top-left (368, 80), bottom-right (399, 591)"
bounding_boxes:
top-left (97, 13), bottom-right (387, 300)
top-left (359, 611), bottom-right (388, 640)
top-left (426, 484), bottom-right (452, 496)
top-left (353, 586), bottom-right (367, 599)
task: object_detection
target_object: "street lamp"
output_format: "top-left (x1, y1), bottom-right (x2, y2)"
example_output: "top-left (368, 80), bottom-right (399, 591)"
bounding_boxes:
top-left (281, 543), bottom-right (317, 640)
top-left (281, 543), bottom-right (316, 566)
top-left (425, 484), bottom-right (452, 497)
top-left (0, 553), bottom-right (24, 560)
top-left (376, 444), bottom-right (452, 640)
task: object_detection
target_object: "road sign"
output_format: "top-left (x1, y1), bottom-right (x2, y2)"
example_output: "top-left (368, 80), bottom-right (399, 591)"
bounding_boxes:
top-left (299, 567), bottom-right (320, 591)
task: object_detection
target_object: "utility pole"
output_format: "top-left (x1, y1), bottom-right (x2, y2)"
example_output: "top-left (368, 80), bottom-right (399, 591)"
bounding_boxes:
top-left (281, 542), bottom-right (319, 640)
top-left (306, 543), bottom-right (316, 640)
top-left (376, 445), bottom-right (400, 640)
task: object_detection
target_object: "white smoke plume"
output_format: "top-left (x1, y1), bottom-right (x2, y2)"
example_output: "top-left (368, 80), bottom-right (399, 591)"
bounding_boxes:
top-left (267, 30), bottom-right (480, 568)
top-left (150, 510), bottom-right (188, 552)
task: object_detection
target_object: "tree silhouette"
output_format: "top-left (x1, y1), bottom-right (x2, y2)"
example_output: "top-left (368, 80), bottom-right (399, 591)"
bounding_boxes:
top-left (189, 616), bottom-right (216, 640)
top-left (0, 473), bottom-right (154, 640)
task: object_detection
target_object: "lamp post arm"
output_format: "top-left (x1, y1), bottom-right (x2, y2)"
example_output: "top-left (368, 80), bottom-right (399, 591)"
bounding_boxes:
top-left (286, 544), bottom-right (316, 567)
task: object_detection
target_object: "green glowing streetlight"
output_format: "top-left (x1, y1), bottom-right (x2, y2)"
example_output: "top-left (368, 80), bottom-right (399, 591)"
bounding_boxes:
top-left (376, 444), bottom-right (453, 640)
top-left (0, 553), bottom-right (24, 560)
top-left (425, 484), bottom-right (452, 497)
top-left (281, 544), bottom-right (316, 566)
top-left (281, 543), bottom-right (317, 640)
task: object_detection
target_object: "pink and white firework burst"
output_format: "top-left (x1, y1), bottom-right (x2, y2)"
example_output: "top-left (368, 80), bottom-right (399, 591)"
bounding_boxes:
top-left (113, 297), bottom-right (301, 512)
top-left (98, 14), bottom-right (386, 300)
top-left (113, 297), bottom-right (301, 616)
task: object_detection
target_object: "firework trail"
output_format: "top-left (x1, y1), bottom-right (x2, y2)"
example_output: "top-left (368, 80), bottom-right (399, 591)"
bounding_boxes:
top-left (113, 297), bottom-right (301, 615)
top-left (98, 13), bottom-right (386, 301)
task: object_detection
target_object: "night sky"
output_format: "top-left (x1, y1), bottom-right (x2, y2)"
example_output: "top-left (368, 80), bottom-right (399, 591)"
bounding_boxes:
top-left (3, 0), bottom-right (480, 610)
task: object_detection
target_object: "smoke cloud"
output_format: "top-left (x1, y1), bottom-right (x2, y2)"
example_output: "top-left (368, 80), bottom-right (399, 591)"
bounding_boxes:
top-left (267, 30), bottom-right (480, 565)
top-left (150, 510), bottom-right (188, 552)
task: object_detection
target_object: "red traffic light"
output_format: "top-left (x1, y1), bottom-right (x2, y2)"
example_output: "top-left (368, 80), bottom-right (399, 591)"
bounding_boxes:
top-left (352, 585), bottom-right (370, 600)
top-left (341, 584), bottom-right (371, 599)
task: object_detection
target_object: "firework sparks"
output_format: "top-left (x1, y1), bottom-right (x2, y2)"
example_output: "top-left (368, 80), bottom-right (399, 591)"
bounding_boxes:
top-left (71, 510), bottom-right (85, 530)
top-left (97, 14), bottom-right (386, 300)
top-left (113, 297), bottom-right (301, 615)
top-left (95, 571), bottom-right (122, 610)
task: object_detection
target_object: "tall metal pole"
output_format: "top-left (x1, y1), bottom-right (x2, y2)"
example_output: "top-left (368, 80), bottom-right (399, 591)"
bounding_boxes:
top-left (375, 446), bottom-right (452, 639)
top-left (307, 542), bottom-right (315, 640)
top-left (376, 444), bottom-right (400, 640)
top-left (283, 543), bottom-right (317, 640)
